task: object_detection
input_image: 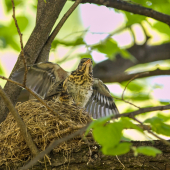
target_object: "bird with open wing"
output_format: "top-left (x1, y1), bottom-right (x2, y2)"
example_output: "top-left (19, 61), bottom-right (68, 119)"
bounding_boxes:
top-left (11, 58), bottom-right (119, 119)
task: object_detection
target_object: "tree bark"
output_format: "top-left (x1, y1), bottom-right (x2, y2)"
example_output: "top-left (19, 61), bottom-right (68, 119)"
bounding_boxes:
top-left (1, 140), bottom-right (170, 170)
top-left (93, 43), bottom-right (170, 83)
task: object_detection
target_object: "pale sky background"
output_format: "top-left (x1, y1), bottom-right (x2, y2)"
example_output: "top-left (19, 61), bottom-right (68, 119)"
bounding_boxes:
top-left (0, 1), bottom-right (170, 140)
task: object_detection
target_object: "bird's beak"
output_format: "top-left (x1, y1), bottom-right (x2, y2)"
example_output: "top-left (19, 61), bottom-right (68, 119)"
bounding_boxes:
top-left (84, 59), bottom-right (92, 74)
top-left (84, 59), bottom-right (92, 65)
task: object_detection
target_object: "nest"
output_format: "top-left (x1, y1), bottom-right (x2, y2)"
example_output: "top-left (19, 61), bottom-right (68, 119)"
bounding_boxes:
top-left (0, 98), bottom-right (91, 167)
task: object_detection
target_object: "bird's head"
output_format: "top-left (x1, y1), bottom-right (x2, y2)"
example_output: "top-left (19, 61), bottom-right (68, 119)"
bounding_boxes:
top-left (77, 58), bottom-right (93, 75)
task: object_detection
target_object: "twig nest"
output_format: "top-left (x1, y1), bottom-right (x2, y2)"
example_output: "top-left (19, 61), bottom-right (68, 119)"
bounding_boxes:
top-left (0, 99), bottom-right (91, 167)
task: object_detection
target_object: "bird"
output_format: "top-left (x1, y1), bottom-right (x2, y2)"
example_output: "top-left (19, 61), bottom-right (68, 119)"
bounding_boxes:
top-left (11, 58), bottom-right (119, 119)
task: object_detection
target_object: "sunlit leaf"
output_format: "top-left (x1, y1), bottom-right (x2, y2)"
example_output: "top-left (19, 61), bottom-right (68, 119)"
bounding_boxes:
top-left (85, 115), bottom-right (112, 136)
top-left (120, 117), bottom-right (143, 132)
top-left (157, 113), bottom-right (170, 121)
top-left (145, 117), bottom-right (170, 136)
top-left (103, 142), bottom-right (132, 156)
top-left (92, 38), bottom-right (119, 58)
top-left (136, 146), bottom-right (162, 157)
top-left (153, 21), bottom-right (170, 37)
top-left (93, 122), bottom-right (123, 149)
top-left (5, 0), bottom-right (23, 12)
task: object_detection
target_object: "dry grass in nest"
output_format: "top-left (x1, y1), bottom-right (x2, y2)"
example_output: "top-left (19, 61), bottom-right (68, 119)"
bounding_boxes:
top-left (0, 99), bottom-right (92, 167)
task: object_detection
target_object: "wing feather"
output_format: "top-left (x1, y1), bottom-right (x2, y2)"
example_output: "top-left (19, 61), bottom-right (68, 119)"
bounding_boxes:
top-left (11, 62), bottom-right (69, 98)
top-left (85, 78), bottom-right (119, 119)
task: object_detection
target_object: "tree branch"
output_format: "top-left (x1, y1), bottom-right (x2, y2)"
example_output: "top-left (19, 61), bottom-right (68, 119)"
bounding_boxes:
top-left (37, 0), bottom-right (82, 63)
top-left (115, 104), bottom-right (170, 119)
top-left (77, 0), bottom-right (170, 25)
top-left (0, 86), bottom-right (39, 156)
top-left (93, 43), bottom-right (170, 82)
top-left (101, 69), bottom-right (170, 83)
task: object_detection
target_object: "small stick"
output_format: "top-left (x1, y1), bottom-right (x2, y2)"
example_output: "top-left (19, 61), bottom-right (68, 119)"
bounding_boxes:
top-left (11, 0), bottom-right (28, 87)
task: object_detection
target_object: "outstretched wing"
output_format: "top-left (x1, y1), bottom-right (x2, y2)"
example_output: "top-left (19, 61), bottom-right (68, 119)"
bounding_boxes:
top-left (85, 78), bottom-right (119, 119)
top-left (11, 62), bottom-right (69, 98)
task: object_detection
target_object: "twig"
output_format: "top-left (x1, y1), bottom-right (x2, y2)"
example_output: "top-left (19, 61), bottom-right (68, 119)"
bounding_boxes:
top-left (113, 104), bottom-right (170, 119)
top-left (11, 0), bottom-right (27, 87)
top-left (0, 75), bottom-right (77, 127)
top-left (116, 155), bottom-right (125, 169)
top-left (116, 72), bottom-right (149, 109)
top-left (113, 96), bottom-right (140, 109)
top-left (47, 0), bottom-right (82, 46)
top-left (20, 124), bottom-right (89, 170)
top-left (0, 85), bottom-right (39, 156)
top-left (133, 117), bottom-right (170, 146)
top-left (121, 72), bottom-right (149, 100)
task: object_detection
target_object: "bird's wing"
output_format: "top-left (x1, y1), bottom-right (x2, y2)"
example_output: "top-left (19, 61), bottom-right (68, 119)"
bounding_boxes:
top-left (11, 62), bottom-right (69, 98)
top-left (85, 78), bottom-right (119, 119)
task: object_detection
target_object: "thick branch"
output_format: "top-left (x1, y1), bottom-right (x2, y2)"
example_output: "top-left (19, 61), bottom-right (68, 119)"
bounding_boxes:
top-left (3, 139), bottom-right (170, 169)
top-left (0, 86), bottom-right (38, 156)
top-left (78, 0), bottom-right (170, 25)
top-left (115, 104), bottom-right (170, 119)
top-left (102, 69), bottom-right (170, 83)
top-left (94, 43), bottom-right (170, 82)
top-left (37, 0), bottom-right (82, 63)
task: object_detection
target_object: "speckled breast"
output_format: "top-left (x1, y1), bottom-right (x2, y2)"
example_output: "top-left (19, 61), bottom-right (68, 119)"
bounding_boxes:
top-left (66, 75), bottom-right (93, 107)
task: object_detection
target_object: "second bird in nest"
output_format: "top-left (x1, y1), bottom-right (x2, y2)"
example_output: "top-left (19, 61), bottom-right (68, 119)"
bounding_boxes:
top-left (11, 58), bottom-right (119, 119)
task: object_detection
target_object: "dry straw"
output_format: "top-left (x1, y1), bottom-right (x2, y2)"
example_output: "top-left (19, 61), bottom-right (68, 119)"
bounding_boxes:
top-left (0, 98), bottom-right (91, 168)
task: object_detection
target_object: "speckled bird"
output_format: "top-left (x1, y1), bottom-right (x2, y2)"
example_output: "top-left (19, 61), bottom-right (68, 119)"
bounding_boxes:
top-left (11, 58), bottom-right (119, 119)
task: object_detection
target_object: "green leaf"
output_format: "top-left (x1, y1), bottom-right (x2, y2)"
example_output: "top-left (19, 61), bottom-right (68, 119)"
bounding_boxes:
top-left (153, 21), bottom-right (170, 37)
top-left (121, 81), bottom-right (144, 92)
top-left (103, 142), bottom-right (132, 156)
top-left (157, 113), bottom-right (170, 122)
top-left (145, 117), bottom-right (170, 136)
top-left (52, 37), bottom-right (86, 49)
top-left (124, 11), bottom-right (146, 26)
top-left (85, 115), bottom-right (111, 136)
top-left (92, 38), bottom-right (119, 58)
top-left (120, 117), bottom-right (143, 132)
top-left (136, 146), bottom-right (162, 157)
top-left (79, 53), bottom-right (92, 60)
top-left (9, 38), bottom-right (20, 51)
top-left (9, 16), bottom-right (29, 34)
top-left (5, 0), bottom-right (23, 12)
top-left (93, 122), bottom-right (123, 150)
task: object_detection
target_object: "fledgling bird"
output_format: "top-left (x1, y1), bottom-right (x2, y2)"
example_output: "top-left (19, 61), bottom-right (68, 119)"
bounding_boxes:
top-left (11, 58), bottom-right (119, 119)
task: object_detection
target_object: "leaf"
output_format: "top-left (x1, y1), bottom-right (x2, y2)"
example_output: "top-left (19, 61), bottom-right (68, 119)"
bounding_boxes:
top-left (51, 37), bottom-right (86, 49)
top-left (5, 0), bottom-right (23, 12)
top-left (153, 21), bottom-right (170, 37)
top-left (103, 142), bottom-right (132, 156)
top-left (79, 53), bottom-right (92, 60)
top-left (145, 117), bottom-right (170, 136)
top-left (121, 81), bottom-right (144, 92)
top-left (157, 113), bottom-right (170, 122)
top-left (120, 117), bottom-right (143, 132)
top-left (92, 38), bottom-right (119, 58)
top-left (136, 146), bottom-right (162, 157)
top-left (85, 115), bottom-right (111, 136)
top-left (124, 11), bottom-right (146, 26)
top-left (93, 122), bottom-right (123, 150)
top-left (9, 16), bottom-right (29, 34)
